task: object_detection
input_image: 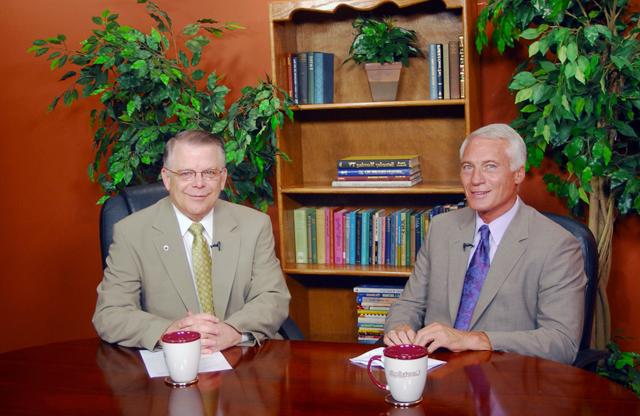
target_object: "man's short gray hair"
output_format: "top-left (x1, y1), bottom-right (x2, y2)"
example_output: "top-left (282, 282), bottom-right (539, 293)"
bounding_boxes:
top-left (163, 130), bottom-right (226, 168)
top-left (459, 123), bottom-right (527, 171)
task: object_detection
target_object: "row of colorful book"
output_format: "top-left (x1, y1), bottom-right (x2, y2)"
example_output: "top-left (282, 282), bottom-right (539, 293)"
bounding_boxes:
top-left (285, 51), bottom-right (335, 105)
top-left (354, 285), bottom-right (404, 344)
top-left (428, 35), bottom-right (465, 100)
top-left (331, 155), bottom-right (423, 188)
top-left (293, 203), bottom-right (464, 266)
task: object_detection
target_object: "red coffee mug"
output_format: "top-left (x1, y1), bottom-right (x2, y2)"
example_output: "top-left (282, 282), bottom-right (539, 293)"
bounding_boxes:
top-left (367, 344), bottom-right (428, 403)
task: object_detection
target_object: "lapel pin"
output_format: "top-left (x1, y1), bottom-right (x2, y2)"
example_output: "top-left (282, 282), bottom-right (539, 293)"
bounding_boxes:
top-left (163, 245), bottom-right (170, 252)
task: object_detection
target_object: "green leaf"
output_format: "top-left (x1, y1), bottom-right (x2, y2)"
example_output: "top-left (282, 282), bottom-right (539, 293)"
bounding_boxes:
top-left (515, 87), bottom-right (532, 104)
top-left (224, 22), bottom-right (244, 30)
top-left (34, 47), bottom-right (49, 57)
top-left (131, 59), bottom-right (147, 70)
top-left (185, 39), bottom-right (201, 53)
top-left (520, 28), bottom-right (541, 40)
top-left (578, 187), bottom-right (589, 204)
top-left (96, 195), bottom-right (110, 205)
top-left (92, 16), bottom-right (102, 25)
top-left (510, 71), bottom-right (537, 90)
top-left (575, 67), bottom-right (585, 84)
top-left (613, 121), bottom-right (638, 138)
top-left (182, 23), bottom-right (200, 36)
top-left (581, 167), bottom-right (593, 187)
top-left (566, 41), bottom-right (578, 62)
top-left (191, 51), bottom-right (201, 66)
top-left (584, 26), bottom-right (599, 45)
top-left (63, 89), bottom-right (78, 105)
top-left (192, 69), bottom-right (204, 80)
top-left (558, 45), bottom-right (567, 63)
top-left (564, 62), bottom-right (576, 79)
top-left (564, 137), bottom-right (583, 158)
top-left (150, 28), bottom-right (162, 45)
top-left (159, 73), bottom-right (170, 86)
top-left (59, 70), bottom-right (76, 81)
top-left (191, 96), bottom-right (201, 112)
top-left (127, 99), bottom-right (136, 116)
top-left (48, 95), bottom-right (61, 112)
top-left (178, 50), bottom-right (189, 67)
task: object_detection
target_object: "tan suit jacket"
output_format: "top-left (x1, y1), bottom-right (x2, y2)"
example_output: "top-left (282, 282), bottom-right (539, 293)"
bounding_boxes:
top-left (385, 202), bottom-right (586, 364)
top-left (93, 197), bottom-right (290, 350)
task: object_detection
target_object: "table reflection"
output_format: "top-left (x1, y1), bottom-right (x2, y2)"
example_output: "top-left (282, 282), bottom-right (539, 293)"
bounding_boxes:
top-left (95, 341), bottom-right (290, 415)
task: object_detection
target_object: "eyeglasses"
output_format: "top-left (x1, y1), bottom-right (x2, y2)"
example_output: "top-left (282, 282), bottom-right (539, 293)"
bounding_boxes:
top-left (164, 167), bottom-right (225, 181)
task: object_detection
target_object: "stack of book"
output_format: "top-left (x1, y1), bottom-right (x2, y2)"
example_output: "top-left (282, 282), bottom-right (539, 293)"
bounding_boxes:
top-left (428, 35), bottom-right (465, 100)
top-left (286, 51), bottom-right (334, 104)
top-left (293, 203), bottom-right (464, 266)
top-left (332, 155), bottom-right (423, 188)
top-left (354, 285), bottom-right (404, 344)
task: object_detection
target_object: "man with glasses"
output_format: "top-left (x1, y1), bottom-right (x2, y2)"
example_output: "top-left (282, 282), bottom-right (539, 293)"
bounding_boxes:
top-left (93, 130), bottom-right (290, 353)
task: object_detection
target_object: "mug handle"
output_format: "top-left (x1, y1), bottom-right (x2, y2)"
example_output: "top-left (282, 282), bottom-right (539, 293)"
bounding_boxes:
top-left (367, 355), bottom-right (387, 391)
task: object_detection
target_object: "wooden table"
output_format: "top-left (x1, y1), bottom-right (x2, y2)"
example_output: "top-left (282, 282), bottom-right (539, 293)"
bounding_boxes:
top-left (0, 338), bottom-right (638, 415)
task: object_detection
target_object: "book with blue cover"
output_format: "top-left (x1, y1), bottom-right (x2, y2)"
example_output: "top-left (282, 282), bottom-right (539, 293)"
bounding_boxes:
top-left (313, 52), bottom-right (334, 104)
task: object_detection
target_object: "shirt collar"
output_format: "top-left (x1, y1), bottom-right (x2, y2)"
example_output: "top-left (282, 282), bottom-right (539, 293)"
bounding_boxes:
top-left (172, 204), bottom-right (214, 241)
top-left (474, 196), bottom-right (520, 246)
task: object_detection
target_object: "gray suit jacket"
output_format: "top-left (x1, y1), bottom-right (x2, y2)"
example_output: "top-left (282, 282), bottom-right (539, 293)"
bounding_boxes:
top-left (93, 197), bottom-right (290, 351)
top-left (385, 202), bottom-right (586, 364)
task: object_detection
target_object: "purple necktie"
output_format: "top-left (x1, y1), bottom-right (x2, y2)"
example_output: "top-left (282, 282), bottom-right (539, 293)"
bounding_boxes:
top-left (454, 225), bottom-right (490, 330)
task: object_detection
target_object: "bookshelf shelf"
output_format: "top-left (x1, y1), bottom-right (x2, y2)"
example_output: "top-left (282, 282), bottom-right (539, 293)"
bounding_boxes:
top-left (270, 0), bottom-right (479, 343)
top-left (294, 99), bottom-right (466, 111)
top-left (283, 263), bottom-right (412, 277)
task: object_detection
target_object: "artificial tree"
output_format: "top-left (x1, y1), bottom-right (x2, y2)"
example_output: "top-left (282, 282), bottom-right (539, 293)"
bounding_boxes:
top-left (28, 0), bottom-right (292, 211)
top-left (476, 0), bottom-right (640, 349)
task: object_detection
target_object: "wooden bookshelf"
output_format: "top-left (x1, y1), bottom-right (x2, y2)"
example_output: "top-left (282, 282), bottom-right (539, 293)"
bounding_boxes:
top-left (269, 0), bottom-right (479, 342)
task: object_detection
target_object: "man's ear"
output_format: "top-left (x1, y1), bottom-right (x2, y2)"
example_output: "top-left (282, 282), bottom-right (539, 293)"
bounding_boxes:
top-left (161, 168), bottom-right (171, 191)
top-left (514, 166), bottom-right (525, 185)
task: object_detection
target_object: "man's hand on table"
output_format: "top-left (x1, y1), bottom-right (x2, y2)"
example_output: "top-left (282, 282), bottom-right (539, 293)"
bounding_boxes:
top-left (164, 312), bottom-right (241, 354)
top-left (384, 322), bottom-right (492, 353)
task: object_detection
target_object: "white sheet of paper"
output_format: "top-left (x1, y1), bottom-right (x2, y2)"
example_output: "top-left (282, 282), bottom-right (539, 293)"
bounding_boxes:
top-left (139, 349), bottom-right (233, 378)
top-left (349, 347), bottom-right (446, 370)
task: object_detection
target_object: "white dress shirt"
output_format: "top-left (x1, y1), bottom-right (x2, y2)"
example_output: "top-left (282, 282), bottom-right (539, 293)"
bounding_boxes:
top-left (467, 197), bottom-right (521, 265)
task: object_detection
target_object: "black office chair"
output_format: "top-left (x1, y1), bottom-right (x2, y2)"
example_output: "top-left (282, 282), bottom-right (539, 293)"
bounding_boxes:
top-left (99, 182), bottom-right (303, 341)
top-left (542, 212), bottom-right (607, 369)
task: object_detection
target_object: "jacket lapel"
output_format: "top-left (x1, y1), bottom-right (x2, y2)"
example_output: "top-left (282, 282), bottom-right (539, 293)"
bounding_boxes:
top-left (469, 203), bottom-right (530, 329)
top-left (211, 200), bottom-right (240, 318)
top-left (448, 209), bottom-right (477, 324)
top-left (152, 198), bottom-right (200, 313)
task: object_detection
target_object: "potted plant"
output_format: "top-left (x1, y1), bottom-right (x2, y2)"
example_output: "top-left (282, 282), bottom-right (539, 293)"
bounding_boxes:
top-left (28, 0), bottom-right (292, 211)
top-left (476, 0), bottom-right (640, 351)
top-left (347, 16), bottom-right (423, 101)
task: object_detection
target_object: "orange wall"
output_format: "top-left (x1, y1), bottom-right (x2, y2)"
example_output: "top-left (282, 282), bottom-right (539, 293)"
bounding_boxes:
top-left (0, 0), bottom-right (271, 353)
top-left (0, 0), bottom-right (637, 354)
